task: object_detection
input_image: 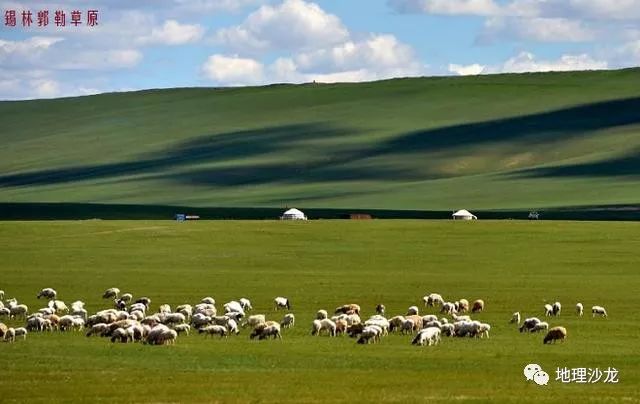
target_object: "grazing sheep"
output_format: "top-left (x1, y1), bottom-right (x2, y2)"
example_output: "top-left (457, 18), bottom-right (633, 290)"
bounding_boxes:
top-left (543, 326), bottom-right (567, 344)
top-left (226, 318), bottom-right (240, 335)
top-left (510, 312), bottom-right (521, 324)
top-left (162, 313), bottom-right (186, 325)
top-left (239, 298), bottom-right (252, 311)
top-left (441, 323), bottom-right (455, 337)
top-left (334, 304), bottom-right (360, 315)
top-left (9, 303), bottom-right (28, 319)
top-left (451, 313), bottom-right (470, 322)
top-left (224, 301), bottom-right (244, 316)
top-left (316, 310), bottom-right (328, 320)
top-left (592, 306), bottom-right (607, 318)
top-left (119, 293), bottom-right (133, 302)
top-left (86, 323), bottom-right (110, 337)
top-left (412, 327), bottom-right (441, 346)
top-left (37, 288), bottom-right (57, 300)
top-left (14, 327), bottom-right (27, 340)
top-left (457, 299), bottom-right (470, 313)
top-left (576, 303), bottom-right (584, 317)
top-left (471, 299), bottom-right (484, 313)
top-left (424, 320), bottom-right (443, 330)
top-left (48, 300), bottom-right (69, 314)
top-left (404, 315), bottom-right (423, 331)
top-left (4, 327), bottom-right (16, 343)
top-left (375, 304), bottom-right (385, 315)
top-left (531, 322), bottom-right (549, 333)
top-left (200, 325), bottom-right (228, 338)
top-left (244, 314), bottom-right (266, 329)
top-left (364, 316), bottom-right (390, 335)
top-left (311, 319), bottom-right (336, 336)
top-left (440, 302), bottom-right (456, 315)
top-left (201, 297), bottom-right (216, 305)
top-left (0, 322), bottom-right (7, 338)
top-left (191, 313), bottom-right (211, 328)
top-left (347, 323), bottom-right (365, 338)
top-left (424, 293), bottom-right (444, 307)
top-left (544, 304), bottom-right (553, 317)
top-left (114, 299), bottom-right (127, 311)
top-left (335, 319), bottom-right (348, 335)
top-left (173, 324), bottom-right (191, 336)
top-left (103, 287), bottom-right (120, 299)
top-left (454, 321), bottom-right (479, 338)
top-left (135, 297), bottom-right (152, 309)
top-left (357, 326), bottom-right (381, 344)
top-left (388, 316), bottom-right (405, 333)
top-left (519, 317), bottom-right (542, 333)
top-left (401, 319), bottom-right (416, 335)
top-left (38, 307), bottom-right (55, 316)
top-left (477, 323), bottom-right (491, 338)
top-left (158, 304), bottom-right (171, 314)
top-left (176, 304), bottom-right (193, 320)
top-left (110, 328), bottom-right (130, 343)
top-left (250, 322), bottom-right (282, 340)
top-left (146, 325), bottom-right (176, 345)
top-left (406, 306), bottom-right (419, 316)
top-left (194, 304), bottom-right (215, 317)
top-left (274, 297), bottom-right (291, 311)
top-left (281, 313), bottom-right (295, 329)
top-left (552, 302), bottom-right (562, 316)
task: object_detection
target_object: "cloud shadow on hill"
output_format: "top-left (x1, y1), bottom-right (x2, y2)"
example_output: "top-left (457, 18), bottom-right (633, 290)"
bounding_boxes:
top-left (1, 96), bottom-right (639, 189)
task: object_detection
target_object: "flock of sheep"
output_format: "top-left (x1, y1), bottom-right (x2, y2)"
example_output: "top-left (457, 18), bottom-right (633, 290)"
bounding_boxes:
top-left (0, 288), bottom-right (607, 347)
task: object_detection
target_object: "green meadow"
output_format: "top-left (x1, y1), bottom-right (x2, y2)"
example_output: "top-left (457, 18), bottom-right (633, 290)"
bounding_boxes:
top-left (0, 220), bottom-right (638, 402)
top-left (1, 69), bottom-right (640, 211)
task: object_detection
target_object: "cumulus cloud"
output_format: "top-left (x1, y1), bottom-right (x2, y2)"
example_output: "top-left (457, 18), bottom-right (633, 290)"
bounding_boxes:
top-left (388, 0), bottom-right (501, 16)
top-left (499, 51), bottom-right (608, 73)
top-left (448, 63), bottom-right (485, 75)
top-left (138, 20), bottom-right (205, 45)
top-left (478, 17), bottom-right (595, 44)
top-left (215, 0), bottom-right (349, 53)
top-left (201, 54), bottom-right (265, 85)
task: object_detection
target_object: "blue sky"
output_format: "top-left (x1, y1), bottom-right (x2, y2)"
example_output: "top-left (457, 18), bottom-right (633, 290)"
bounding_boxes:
top-left (1, 0), bottom-right (639, 99)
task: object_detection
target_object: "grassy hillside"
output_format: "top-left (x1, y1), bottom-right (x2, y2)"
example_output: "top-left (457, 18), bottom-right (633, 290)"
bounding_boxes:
top-left (0, 220), bottom-right (638, 402)
top-left (1, 69), bottom-right (640, 210)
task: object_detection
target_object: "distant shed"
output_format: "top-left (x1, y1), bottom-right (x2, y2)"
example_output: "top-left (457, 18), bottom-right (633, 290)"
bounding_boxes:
top-left (452, 209), bottom-right (477, 220)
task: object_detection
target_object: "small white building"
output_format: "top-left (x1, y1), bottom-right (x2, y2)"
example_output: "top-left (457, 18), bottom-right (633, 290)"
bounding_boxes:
top-left (280, 208), bottom-right (307, 220)
top-left (452, 209), bottom-right (477, 220)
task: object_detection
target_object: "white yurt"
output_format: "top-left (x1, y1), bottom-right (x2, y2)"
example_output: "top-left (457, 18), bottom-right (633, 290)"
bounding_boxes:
top-left (452, 209), bottom-right (477, 220)
top-left (280, 208), bottom-right (307, 220)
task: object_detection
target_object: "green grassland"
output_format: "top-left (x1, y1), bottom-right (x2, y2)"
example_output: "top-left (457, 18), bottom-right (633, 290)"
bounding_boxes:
top-left (1, 69), bottom-right (640, 211)
top-left (0, 220), bottom-right (638, 402)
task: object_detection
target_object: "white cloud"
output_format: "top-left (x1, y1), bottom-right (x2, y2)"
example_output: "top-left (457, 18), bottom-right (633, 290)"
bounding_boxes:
top-left (204, 34), bottom-right (426, 86)
top-left (138, 20), bottom-right (205, 45)
top-left (478, 17), bottom-right (595, 44)
top-left (201, 54), bottom-right (265, 85)
top-left (388, 0), bottom-right (506, 16)
top-left (448, 63), bottom-right (485, 75)
top-left (30, 78), bottom-right (60, 98)
top-left (498, 51), bottom-right (608, 73)
top-left (215, 0), bottom-right (349, 53)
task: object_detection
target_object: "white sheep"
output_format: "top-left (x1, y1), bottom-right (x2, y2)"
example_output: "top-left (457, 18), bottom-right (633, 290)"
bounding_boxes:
top-left (162, 313), bottom-right (186, 325)
top-left (424, 293), bottom-right (444, 307)
top-left (311, 319), bottom-right (336, 336)
top-left (576, 303), bottom-right (584, 316)
top-left (388, 316), bottom-right (405, 333)
top-left (510, 312), bottom-right (521, 324)
top-left (412, 327), bottom-right (441, 346)
top-left (478, 323), bottom-right (491, 338)
top-left (357, 326), bottom-right (382, 344)
top-left (441, 302), bottom-right (456, 315)
top-left (173, 324), bottom-right (191, 335)
top-left (8, 302), bottom-right (28, 319)
top-left (37, 288), bottom-right (57, 300)
top-left (281, 313), bottom-right (295, 329)
top-left (4, 327), bottom-right (16, 343)
top-left (239, 298), bottom-right (252, 311)
top-left (531, 321), bottom-right (549, 333)
top-left (519, 317), bottom-right (541, 333)
top-left (316, 309), bottom-right (328, 320)
top-left (224, 301), bottom-right (244, 316)
top-left (120, 293), bottom-right (133, 302)
top-left (14, 327), bottom-right (27, 340)
top-left (86, 323), bottom-right (109, 337)
top-left (592, 306), bottom-right (607, 317)
top-left (364, 316), bottom-right (389, 335)
top-left (406, 305), bottom-right (419, 316)
top-left (250, 322), bottom-right (282, 340)
top-left (400, 319), bottom-right (415, 335)
top-left (191, 313), bottom-right (212, 328)
top-left (451, 313), bottom-right (470, 322)
top-left (103, 287), bottom-right (120, 299)
top-left (226, 318), bottom-right (240, 335)
top-left (274, 297), bottom-right (291, 311)
top-left (158, 304), bottom-right (172, 314)
top-left (552, 301), bottom-right (562, 316)
top-left (201, 297), bottom-right (216, 305)
top-left (244, 314), bottom-right (266, 329)
top-left (544, 304), bottom-right (554, 317)
top-left (441, 323), bottom-right (455, 337)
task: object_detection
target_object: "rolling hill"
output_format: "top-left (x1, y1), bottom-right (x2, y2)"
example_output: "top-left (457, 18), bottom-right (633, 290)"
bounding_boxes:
top-left (1, 68), bottom-right (640, 212)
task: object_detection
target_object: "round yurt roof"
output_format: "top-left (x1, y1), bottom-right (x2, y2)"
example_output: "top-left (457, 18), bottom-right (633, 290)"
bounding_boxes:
top-left (452, 209), bottom-right (477, 218)
top-left (283, 208), bottom-right (305, 216)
